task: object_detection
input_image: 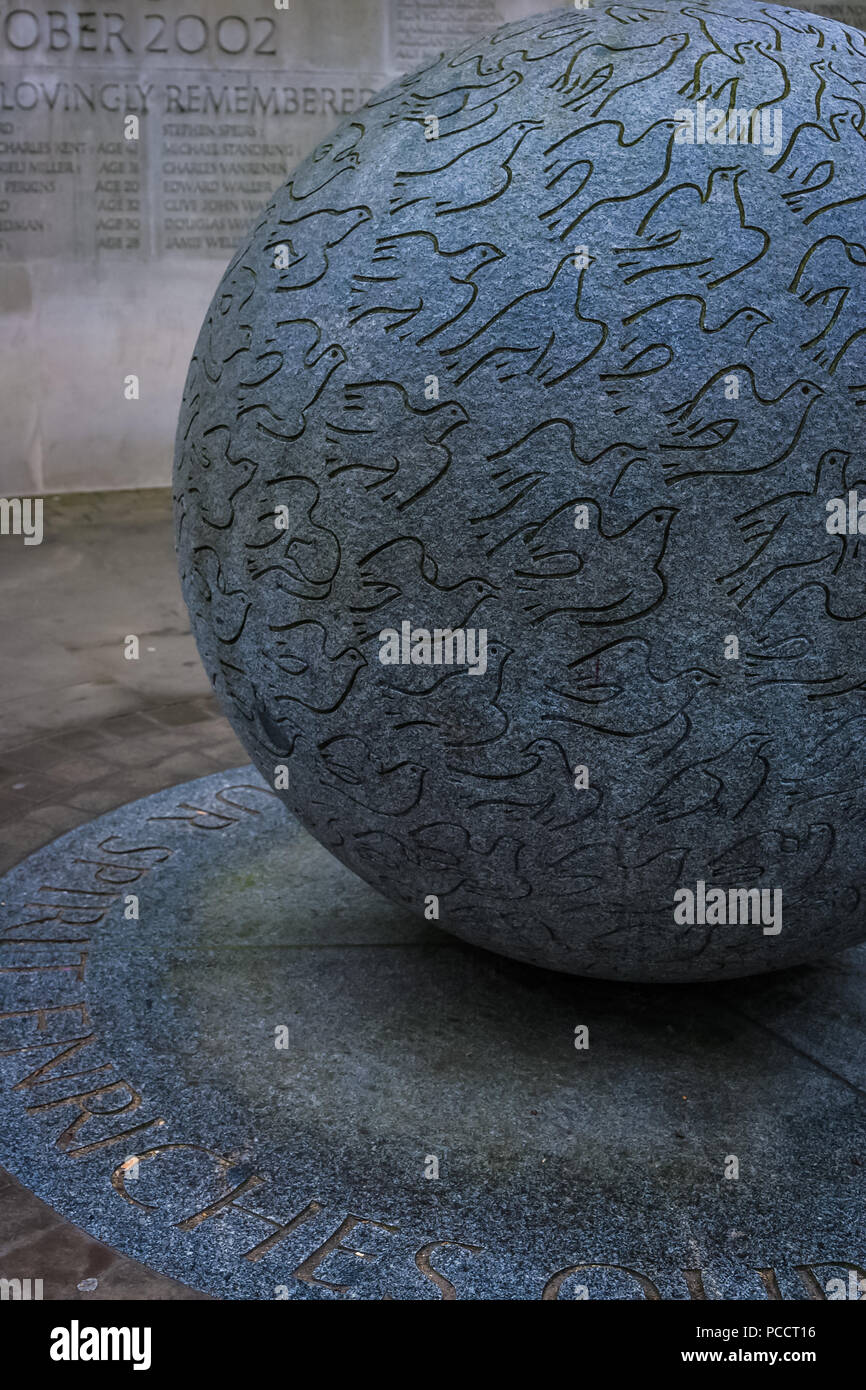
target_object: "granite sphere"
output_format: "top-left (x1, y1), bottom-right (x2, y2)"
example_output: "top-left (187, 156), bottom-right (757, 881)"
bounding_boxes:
top-left (175, 1), bottom-right (866, 981)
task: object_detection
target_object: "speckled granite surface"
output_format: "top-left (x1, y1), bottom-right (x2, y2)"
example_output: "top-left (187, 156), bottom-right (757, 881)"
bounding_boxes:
top-left (176, 3), bottom-right (866, 980)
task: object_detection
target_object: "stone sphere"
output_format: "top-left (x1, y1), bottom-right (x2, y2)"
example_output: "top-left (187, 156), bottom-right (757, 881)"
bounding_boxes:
top-left (175, 1), bottom-right (866, 982)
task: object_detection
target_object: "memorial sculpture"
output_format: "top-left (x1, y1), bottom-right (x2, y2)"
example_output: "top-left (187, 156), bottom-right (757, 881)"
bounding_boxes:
top-left (175, 1), bottom-right (866, 981)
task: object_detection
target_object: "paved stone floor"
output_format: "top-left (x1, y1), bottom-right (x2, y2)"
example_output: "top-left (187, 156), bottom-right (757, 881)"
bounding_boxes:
top-left (0, 490), bottom-right (245, 1298)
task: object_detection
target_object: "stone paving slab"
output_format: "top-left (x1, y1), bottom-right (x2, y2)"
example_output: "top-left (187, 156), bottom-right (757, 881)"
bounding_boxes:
top-left (0, 768), bottom-right (862, 1300)
top-left (0, 1171), bottom-right (209, 1301)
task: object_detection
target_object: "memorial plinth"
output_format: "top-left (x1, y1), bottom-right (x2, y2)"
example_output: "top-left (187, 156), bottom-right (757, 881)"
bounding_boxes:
top-left (0, 770), bottom-right (863, 1299)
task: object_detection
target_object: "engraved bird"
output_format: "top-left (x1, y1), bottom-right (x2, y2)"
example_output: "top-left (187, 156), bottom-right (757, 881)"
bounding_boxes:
top-left (196, 263), bottom-right (256, 384)
top-left (440, 831), bottom-right (531, 902)
top-left (350, 828), bottom-right (411, 878)
top-left (539, 116), bottom-right (680, 237)
top-left (316, 735), bottom-right (427, 816)
top-left (614, 166), bottom-right (770, 289)
top-left (708, 823), bottom-right (834, 886)
top-left (471, 423), bottom-right (648, 549)
top-left (531, 840), bottom-right (689, 908)
top-left (348, 231), bottom-right (503, 344)
top-left (237, 476), bottom-right (341, 602)
top-left (406, 819), bottom-right (470, 873)
top-left (771, 112), bottom-right (866, 223)
top-left (349, 536), bottom-right (496, 641)
top-left (550, 32), bottom-right (689, 114)
top-left (261, 620), bottom-right (365, 714)
top-left (249, 694), bottom-right (303, 762)
top-left (625, 733), bottom-right (772, 824)
top-left (383, 69), bottom-right (523, 138)
top-left (440, 254), bottom-right (607, 386)
top-left (660, 365), bottom-right (824, 482)
top-left (682, 4), bottom-right (786, 59)
top-left (185, 547), bottom-right (250, 646)
top-left (544, 637), bottom-right (719, 734)
top-left (324, 381), bottom-right (468, 509)
top-left (377, 641), bottom-right (513, 748)
top-left (389, 120), bottom-right (543, 217)
top-left (790, 236), bottom-right (866, 376)
top-left (184, 425), bottom-right (257, 530)
top-left (605, 5), bottom-right (672, 24)
top-left (517, 836), bottom-right (619, 900)
top-left (229, 320), bottom-right (347, 447)
top-left (284, 123), bottom-right (365, 201)
top-left (500, 500), bottom-right (677, 627)
top-left (603, 295), bottom-right (771, 399)
top-left (717, 448), bottom-right (849, 609)
top-left (780, 715), bottom-right (866, 806)
top-left (743, 585), bottom-right (866, 699)
top-left (212, 656), bottom-right (258, 724)
top-left (365, 47), bottom-right (520, 111)
top-left (262, 206), bottom-right (371, 290)
top-left (358, 817), bottom-right (464, 895)
top-left (810, 58), bottom-right (866, 127)
top-left (678, 37), bottom-right (788, 114)
top-left (774, 5), bottom-right (853, 41)
top-left (440, 12), bottom-right (595, 79)
top-left (449, 736), bottom-right (601, 827)
top-left (600, 308), bottom-right (774, 415)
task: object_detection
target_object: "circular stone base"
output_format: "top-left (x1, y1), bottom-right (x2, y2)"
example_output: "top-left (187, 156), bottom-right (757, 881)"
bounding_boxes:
top-left (0, 769), bottom-right (863, 1301)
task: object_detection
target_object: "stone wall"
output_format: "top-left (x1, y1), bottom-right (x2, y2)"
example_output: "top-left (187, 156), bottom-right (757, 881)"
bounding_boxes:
top-left (0, 0), bottom-right (862, 494)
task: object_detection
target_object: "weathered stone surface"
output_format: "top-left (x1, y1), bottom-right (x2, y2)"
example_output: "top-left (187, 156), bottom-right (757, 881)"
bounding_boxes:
top-left (0, 770), bottom-right (863, 1299)
top-left (175, 2), bottom-right (866, 981)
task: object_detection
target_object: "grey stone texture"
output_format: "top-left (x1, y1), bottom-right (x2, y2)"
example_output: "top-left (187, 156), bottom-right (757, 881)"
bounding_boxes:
top-left (176, 3), bottom-right (866, 980)
top-left (0, 768), bottom-right (864, 1300)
